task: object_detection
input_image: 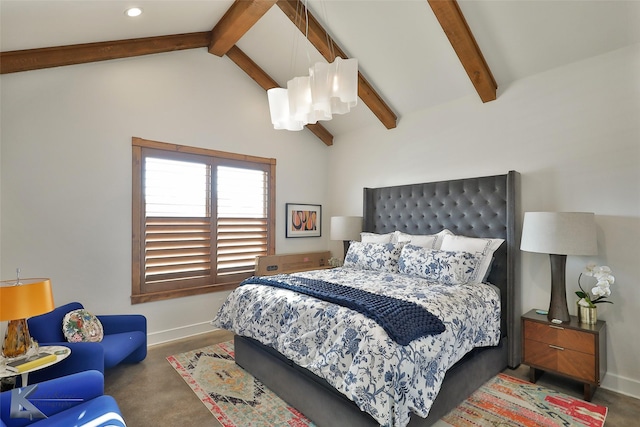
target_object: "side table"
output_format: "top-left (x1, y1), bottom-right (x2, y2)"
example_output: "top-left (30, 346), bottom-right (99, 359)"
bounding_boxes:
top-left (0, 345), bottom-right (71, 387)
top-left (521, 309), bottom-right (606, 401)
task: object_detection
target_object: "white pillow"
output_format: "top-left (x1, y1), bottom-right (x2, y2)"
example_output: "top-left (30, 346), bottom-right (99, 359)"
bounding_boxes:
top-left (398, 245), bottom-right (481, 285)
top-left (440, 234), bottom-right (504, 283)
top-left (344, 241), bottom-right (404, 273)
top-left (394, 229), bottom-right (453, 249)
top-left (360, 232), bottom-right (394, 244)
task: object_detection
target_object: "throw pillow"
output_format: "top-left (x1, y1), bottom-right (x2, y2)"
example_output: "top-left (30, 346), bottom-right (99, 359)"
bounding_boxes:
top-left (343, 241), bottom-right (404, 273)
top-left (360, 232), bottom-right (394, 244)
top-left (398, 245), bottom-right (481, 285)
top-left (394, 229), bottom-right (454, 249)
top-left (440, 234), bottom-right (504, 283)
top-left (62, 309), bottom-right (104, 343)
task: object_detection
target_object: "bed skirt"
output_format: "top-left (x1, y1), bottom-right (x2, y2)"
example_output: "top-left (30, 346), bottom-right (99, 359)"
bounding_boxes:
top-left (234, 334), bottom-right (509, 427)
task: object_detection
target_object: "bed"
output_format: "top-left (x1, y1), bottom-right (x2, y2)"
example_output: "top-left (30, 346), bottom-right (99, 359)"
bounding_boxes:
top-left (212, 171), bottom-right (521, 427)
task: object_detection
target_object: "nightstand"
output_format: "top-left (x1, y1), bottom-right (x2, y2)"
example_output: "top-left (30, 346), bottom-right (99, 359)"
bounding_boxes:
top-left (522, 309), bottom-right (606, 401)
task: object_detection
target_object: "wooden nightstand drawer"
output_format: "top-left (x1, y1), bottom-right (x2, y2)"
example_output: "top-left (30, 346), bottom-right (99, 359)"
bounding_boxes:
top-left (521, 309), bottom-right (606, 401)
top-left (523, 339), bottom-right (596, 382)
top-left (524, 321), bottom-right (595, 354)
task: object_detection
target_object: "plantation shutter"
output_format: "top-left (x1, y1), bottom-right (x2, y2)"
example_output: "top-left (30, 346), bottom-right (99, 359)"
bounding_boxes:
top-left (216, 166), bottom-right (269, 278)
top-left (132, 138), bottom-right (275, 303)
top-left (144, 157), bottom-right (212, 288)
top-left (134, 142), bottom-right (275, 302)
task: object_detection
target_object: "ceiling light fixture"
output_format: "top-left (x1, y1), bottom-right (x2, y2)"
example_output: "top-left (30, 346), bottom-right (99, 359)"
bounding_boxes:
top-left (125, 7), bottom-right (143, 17)
top-left (267, 1), bottom-right (358, 131)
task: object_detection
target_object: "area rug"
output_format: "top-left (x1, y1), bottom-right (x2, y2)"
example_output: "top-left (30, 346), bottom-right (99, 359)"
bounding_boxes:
top-left (433, 373), bottom-right (607, 427)
top-left (167, 340), bottom-right (315, 427)
top-left (168, 341), bottom-right (607, 427)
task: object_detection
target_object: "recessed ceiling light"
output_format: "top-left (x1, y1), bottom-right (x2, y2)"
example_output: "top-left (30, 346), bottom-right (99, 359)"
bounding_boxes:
top-left (125, 7), bottom-right (143, 17)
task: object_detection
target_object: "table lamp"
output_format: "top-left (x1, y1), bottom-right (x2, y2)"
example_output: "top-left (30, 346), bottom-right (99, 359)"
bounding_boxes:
top-left (520, 212), bottom-right (597, 323)
top-left (0, 276), bottom-right (54, 358)
top-left (330, 216), bottom-right (362, 259)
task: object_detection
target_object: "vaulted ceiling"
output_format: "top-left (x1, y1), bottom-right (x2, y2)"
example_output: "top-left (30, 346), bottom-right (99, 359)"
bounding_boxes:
top-left (2, 1), bottom-right (639, 145)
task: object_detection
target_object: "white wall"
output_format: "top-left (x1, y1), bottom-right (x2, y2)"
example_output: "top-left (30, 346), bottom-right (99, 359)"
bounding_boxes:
top-left (0, 49), bottom-right (330, 344)
top-left (327, 44), bottom-right (640, 398)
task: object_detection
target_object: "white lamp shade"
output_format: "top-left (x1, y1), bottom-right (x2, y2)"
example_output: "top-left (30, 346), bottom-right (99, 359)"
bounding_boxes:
top-left (288, 76), bottom-right (316, 124)
top-left (309, 62), bottom-right (333, 119)
top-left (520, 212), bottom-right (597, 255)
top-left (330, 216), bottom-right (363, 241)
top-left (267, 88), bottom-right (304, 131)
top-left (330, 57), bottom-right (358, 107)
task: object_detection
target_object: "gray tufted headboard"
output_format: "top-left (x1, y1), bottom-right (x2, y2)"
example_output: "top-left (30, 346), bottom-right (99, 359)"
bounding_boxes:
top-left (363, 170), bottom-right (521, 367)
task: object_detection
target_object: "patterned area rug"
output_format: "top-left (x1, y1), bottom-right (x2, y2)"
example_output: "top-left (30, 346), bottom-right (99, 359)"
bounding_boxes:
top-left (168, 341), bottom-right (607, 427)
top-left (434, 373), bottom-right (607, 427)
top-left (167, 340), bottom-right (315, 427)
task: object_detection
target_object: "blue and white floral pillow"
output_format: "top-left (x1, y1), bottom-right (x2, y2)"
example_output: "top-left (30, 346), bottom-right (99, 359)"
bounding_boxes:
top-left (398, 244), bottom-right (481, 285)
top-left (344, 242), bottom-right (404, 273)
top-left (440, 235), bottom-right (504, 282)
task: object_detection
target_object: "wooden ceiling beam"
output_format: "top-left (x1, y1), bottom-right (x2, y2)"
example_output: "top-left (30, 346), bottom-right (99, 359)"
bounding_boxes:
top-left (226, 45), bottom-right (333, 146)
top-left (427, 0), bottom-right (497, 102)
top-left (276, 0), bottom-right (397, 130)
top-left (209, 0), bottom-right (278, 57)
top-left (0, 32), bottom-right (211, 74)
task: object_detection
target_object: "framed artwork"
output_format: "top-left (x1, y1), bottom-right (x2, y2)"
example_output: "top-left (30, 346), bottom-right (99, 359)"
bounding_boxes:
top-left (286, 203), bottom-right (322, 238)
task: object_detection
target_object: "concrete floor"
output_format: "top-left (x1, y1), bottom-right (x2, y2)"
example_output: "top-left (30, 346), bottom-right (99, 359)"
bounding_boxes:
top-left (106, 330), bottom-right (640, 426)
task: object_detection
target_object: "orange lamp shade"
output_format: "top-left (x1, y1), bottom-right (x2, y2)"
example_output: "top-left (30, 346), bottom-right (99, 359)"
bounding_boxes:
top-left (0, 278), bottom-right (55, 321)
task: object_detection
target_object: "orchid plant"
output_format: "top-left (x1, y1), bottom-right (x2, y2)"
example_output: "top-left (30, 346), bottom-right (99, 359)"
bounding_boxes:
top-left (575, 263), bottom-right (615, 308)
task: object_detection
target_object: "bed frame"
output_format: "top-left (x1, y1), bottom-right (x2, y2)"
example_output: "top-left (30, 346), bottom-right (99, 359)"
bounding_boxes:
top-left (234, 171), bottom-right (521, 426)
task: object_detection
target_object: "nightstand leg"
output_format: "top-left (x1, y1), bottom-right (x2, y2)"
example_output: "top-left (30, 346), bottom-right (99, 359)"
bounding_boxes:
top-left (529, 367), bottom-right (543, 383)
top-left (583, 383), bottom-right (596, 401)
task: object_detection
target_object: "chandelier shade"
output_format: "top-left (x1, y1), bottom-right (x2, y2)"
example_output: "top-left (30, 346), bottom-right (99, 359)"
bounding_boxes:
top-left (330, 57), bottom-right (359, 107)
top-left (267, 88), bottom-right (304, 131)
top-left (268, 57), bottom-right (358, 131)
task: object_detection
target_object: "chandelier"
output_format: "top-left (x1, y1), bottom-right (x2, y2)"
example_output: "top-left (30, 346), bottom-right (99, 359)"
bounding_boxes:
top-left (267, 2), bottom-right (358, 131)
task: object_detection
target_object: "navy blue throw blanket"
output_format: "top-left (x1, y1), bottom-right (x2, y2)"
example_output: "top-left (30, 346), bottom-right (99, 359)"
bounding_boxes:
top-left (240, 275), bottom-right (445, 345)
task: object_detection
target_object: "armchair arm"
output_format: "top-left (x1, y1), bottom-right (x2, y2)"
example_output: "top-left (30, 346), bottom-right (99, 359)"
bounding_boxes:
top-left (98, 314), bottom-right (146, 336)
top-left (0, 370), bottom-right (103, 427)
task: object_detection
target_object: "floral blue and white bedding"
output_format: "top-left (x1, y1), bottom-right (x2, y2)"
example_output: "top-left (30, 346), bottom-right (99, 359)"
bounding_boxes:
top-left (212, 267), bottom-right (501, 427)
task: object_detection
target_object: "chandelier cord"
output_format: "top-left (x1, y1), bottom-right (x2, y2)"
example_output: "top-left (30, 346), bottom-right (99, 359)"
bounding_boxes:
top-left (304, 0), bottom-right (311, 68)
top-left (318, 1), bottom-right (335, 62)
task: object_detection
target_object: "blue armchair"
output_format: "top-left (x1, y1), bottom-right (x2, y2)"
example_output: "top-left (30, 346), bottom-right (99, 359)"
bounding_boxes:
top-left (26, 302), bottom-right (146, 384)
top-left (0, 370), bottom-right (125, 427)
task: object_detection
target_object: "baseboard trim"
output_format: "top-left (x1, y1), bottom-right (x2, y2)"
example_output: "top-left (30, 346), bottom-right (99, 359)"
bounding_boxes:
top-left (147, 321), bottom-right (218, 346)
top-left (601, 372), bottom-right (640, 400)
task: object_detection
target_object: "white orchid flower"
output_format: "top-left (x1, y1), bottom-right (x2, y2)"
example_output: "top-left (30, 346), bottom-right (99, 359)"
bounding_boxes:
top-left (594, 266), bottom-right (612, 275)
top-left (596, 278), bottom-right (612, 287)
top-left (577, 264), bottom-right (614, 305)
top-left (583, 263), bottom-right (597, 276)
top-left (598, 274), bottom-right (614, 285)
top-left (591, 285), bottom-right (609, 298)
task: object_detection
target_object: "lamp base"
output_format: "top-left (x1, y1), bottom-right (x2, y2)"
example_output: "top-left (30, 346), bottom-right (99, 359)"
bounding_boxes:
top-left (2, 318), bottom-right (31, 358)
top-left (343, 240), bottom-right (351, 260)
top-left (548, 254), bottom-right (570, 323)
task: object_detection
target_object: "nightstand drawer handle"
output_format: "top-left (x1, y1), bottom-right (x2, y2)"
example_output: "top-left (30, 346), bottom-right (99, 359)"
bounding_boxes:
top-left (549, 325), bottom-right (565, 330)
top-left (549, 344), bottom-right (565, 350)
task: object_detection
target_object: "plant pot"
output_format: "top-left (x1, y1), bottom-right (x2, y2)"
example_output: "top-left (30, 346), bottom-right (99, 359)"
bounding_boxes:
top-left (577, 303), bottom-right (597, 325)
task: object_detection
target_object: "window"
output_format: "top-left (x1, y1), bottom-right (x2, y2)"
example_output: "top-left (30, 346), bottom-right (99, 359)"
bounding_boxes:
top-left (131, 137), bottom-right (276, 303)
